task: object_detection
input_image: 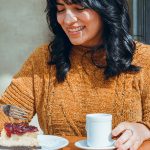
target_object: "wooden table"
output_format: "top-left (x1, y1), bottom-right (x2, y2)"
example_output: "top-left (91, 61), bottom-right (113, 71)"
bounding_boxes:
top-left (63, 136), bottom-right (150, 150)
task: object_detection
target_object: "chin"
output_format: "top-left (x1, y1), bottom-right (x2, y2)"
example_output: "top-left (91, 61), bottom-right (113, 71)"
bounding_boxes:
top-left (69, 39), bottom-right (86, 46)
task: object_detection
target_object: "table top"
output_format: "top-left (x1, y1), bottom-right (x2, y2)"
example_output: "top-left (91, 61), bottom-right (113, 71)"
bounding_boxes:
top-left (63, 136), bottom-right (150, 150)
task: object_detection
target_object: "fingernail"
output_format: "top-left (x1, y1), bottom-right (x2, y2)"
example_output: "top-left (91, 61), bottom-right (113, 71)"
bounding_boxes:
top-left (114, 142), bottom-right (118, 147)
top-left (112, 131), bottom-right (115, 135)
top-left (115, 141), bottom-right (121, 147)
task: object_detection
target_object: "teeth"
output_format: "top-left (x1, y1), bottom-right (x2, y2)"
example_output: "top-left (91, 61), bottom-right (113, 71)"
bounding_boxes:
top-left (68, 26), bottom-right (84, 32)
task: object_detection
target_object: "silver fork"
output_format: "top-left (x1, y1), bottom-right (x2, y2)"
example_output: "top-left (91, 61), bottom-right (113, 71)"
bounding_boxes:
top-left (0, 104), bottom-right (28, 120)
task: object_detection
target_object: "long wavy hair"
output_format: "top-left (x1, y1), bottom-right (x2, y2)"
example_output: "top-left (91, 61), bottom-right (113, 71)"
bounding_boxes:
top-left (46, 0), bottom-right (140, 82)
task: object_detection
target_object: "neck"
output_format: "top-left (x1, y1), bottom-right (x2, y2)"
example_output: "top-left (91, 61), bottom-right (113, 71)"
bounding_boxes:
top-left (81, 44), bottom-right (105, 51)
top-left (74, 43), bottom-right (105, 52)
top-left (80, 38), bottom-right (104, 49)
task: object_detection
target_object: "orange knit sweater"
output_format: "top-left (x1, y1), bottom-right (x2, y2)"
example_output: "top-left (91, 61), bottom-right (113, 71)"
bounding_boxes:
top-left (0, 42), bottom-right (150, 136)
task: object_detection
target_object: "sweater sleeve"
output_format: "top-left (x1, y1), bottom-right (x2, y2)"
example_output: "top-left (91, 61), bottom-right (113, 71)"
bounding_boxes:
top-left (140, 68), bottom-right (150, 130)
top-left (0, 49), bottom-right (37, 131)
top-left (138, 45), bottom-right (150, 130)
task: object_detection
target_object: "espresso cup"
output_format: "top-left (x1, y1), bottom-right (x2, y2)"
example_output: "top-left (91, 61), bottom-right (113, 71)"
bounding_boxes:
top-left (86, 113), bottom-right (113, 147)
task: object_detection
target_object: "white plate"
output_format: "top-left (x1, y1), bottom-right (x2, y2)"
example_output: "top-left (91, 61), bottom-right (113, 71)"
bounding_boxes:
top-left (75, 139), bottom-right (116, 150)
top-left (37, 135), bottom-right (69, 150)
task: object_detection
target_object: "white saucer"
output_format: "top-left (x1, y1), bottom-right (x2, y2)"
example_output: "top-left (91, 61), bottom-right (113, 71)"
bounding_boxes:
top-left (75, 139), bottom-right (116, 150)
top-left (37, 135), bottom-right (69, 150)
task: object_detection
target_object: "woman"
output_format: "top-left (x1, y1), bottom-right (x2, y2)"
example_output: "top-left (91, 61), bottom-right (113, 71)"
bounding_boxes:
top-left (0, 0), bottom-right (150, 149)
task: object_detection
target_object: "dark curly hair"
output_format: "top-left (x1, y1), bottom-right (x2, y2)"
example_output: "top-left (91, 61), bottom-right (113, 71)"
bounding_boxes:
top-left (46, 0), bottom-right (140, 82)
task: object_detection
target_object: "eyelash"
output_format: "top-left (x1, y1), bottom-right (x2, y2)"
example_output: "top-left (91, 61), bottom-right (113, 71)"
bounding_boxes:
top-left (57, 7), bottom-right (86, 13)
top-left (76, 7), bottom-right (86, 10)
top-left (57, 9), bottom-right (65, 13)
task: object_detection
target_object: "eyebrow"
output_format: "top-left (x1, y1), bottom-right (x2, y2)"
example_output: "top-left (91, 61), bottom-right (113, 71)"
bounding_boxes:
top-left (56, 2), bottom-right (65, 5)
top-left (56, 1), bottom-right (75, 6)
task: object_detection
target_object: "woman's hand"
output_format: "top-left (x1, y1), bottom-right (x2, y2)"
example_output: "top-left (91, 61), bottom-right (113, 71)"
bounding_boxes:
top-left (112, 122), bottom-right (150, 150)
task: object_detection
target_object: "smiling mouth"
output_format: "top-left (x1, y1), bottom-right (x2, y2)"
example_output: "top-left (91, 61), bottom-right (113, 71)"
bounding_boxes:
top-left (67, 26), bottom-right (85, 34)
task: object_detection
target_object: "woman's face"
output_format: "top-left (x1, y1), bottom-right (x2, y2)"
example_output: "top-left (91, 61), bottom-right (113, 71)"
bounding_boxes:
top-left (56, 0), bottom-right (103, 47)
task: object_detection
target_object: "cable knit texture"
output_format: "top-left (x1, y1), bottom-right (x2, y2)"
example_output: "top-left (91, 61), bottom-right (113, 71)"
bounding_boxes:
top-left (0, 42), bottom-right (150, 136)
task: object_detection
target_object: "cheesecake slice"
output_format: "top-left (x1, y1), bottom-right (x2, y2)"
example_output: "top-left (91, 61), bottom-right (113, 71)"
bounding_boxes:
top-left (0, 122), bottom-right (39, 147)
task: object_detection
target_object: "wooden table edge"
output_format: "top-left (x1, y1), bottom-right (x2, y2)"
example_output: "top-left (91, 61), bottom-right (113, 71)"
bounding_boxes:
top-left (62, 136), bottom-right (150, 150)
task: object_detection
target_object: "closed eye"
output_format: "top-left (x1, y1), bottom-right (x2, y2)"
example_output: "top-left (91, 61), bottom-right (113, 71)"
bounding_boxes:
top-left (57, 9), bottom-right (65, 13)
top-left (57, 5), bottom-right (65, 13)
top-left (56, 2), bottom-right (65, 13)
top-left (76, 6), bottom-right (86, 11)
top-left (56, 4), bottom-right (87, 13)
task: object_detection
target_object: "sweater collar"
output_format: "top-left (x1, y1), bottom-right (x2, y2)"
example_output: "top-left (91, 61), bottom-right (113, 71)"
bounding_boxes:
top-left (71, 45), bottom-right (107, 68)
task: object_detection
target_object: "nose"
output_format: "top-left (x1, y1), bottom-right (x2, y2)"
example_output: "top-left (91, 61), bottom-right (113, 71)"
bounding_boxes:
top-left (64, 10), bottom-right (78, 25)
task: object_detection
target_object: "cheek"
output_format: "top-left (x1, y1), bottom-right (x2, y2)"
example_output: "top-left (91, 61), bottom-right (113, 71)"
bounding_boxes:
top-left (57, 14), bottom-right (64, 26)
top-left (81, 11), bottom-right (102, 28)
top-left (80, 12), bottom-right (91, 24)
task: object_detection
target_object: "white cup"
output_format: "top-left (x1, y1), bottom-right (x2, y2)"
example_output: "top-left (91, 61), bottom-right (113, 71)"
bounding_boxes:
top-left (86, 113), bottom-right (113, 148)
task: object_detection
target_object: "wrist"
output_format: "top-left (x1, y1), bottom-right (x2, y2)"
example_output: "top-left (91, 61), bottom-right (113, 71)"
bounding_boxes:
top-left (137, 122), bottom-right (150, 139)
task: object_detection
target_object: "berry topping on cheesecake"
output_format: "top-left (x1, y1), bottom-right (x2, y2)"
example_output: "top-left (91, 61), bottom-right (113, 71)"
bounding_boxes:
top-left (4, 122), bottom-right (38, 137)
top-left (0, 122), bottom-right (39, 147)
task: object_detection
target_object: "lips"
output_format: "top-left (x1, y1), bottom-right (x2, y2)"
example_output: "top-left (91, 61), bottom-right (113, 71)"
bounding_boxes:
top-left (67, 26), bottom-right (85, 35)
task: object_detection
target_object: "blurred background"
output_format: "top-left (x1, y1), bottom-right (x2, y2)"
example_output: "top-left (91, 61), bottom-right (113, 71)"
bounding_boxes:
top-left (128, 0), bottom-right (150, 43)
top-left (0, 0), bottom-right (150, 132)
top-left (0, 0), bottom-right (51, 95)
top-left (0, 0), bottom-right (50, 133)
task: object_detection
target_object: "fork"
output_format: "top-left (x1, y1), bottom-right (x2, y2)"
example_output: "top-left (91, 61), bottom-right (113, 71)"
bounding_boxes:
top-left (0, 104), bottom-right (28, 120)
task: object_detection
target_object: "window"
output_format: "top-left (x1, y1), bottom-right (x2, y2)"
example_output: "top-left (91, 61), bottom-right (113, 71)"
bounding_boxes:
top-left (129, 0), bottom-right (150, 44)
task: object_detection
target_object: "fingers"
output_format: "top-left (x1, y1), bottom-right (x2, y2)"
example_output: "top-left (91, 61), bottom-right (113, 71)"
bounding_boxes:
top-left (112, 122), bottom-right (129, 137)
top-left (117, 136), bottom-right (142, 150)
top-left (115, 129), bottom-right (133, 147)
top-left (117, 136), bottom-right (135, 150)
top-left (113, 122), bottom-right (145, 150)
